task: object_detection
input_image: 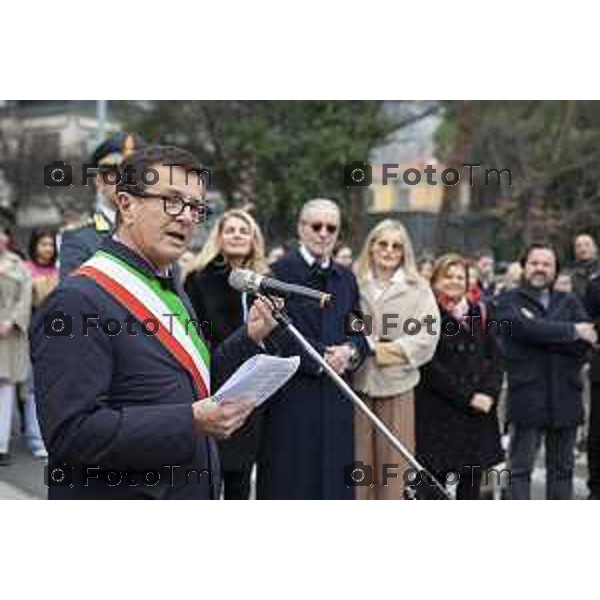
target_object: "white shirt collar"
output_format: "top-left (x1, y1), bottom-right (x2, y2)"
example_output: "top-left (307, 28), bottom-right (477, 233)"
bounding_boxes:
top-left (299, 244), bottom-right (330, 269)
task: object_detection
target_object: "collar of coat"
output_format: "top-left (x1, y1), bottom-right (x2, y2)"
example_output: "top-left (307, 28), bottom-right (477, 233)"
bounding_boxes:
top-left (98, 237), bottom-right (179, 293)
top-left (289, 248), bottom-right (343, 278)
top-left (361, 270), bottom-right (420, 307)
top-left (515, 284), bottom-right (570, 314)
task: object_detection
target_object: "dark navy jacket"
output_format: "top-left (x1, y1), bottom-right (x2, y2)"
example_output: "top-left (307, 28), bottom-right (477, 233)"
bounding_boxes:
top-left (494, 286), bottom-right (590, 428)
top-left (31, 237), bottom-right (290, 500)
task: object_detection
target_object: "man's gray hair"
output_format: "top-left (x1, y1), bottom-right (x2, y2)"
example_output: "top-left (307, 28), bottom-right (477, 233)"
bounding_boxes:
top-left (299, 198), bottom-right (340, 223)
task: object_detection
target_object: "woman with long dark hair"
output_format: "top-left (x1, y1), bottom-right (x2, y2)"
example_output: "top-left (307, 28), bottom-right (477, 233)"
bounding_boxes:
top-left (25, 229), bottom-right (58, 309)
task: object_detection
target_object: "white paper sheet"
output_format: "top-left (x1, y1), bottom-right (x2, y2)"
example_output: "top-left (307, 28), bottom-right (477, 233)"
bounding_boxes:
top-left (212, 354), bottom-right (300, 407)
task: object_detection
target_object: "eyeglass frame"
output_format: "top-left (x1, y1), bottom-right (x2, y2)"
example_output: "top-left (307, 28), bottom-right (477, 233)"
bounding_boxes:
top-left (304, 221), bottom-right (338, 235)
top-left (118, 188), bottom-right (211, 223)
top-left (373, 239), bottom-right (403, 252)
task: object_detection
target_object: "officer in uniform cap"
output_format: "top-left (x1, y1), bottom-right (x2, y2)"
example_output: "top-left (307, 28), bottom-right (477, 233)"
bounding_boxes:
top-left (58, 132), bottom-right (145, 280)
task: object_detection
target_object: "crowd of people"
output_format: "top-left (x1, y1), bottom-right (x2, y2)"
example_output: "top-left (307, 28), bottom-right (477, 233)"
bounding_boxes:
top-left (1, 131), bottom-right (599, 501)
top-left (0, 227), bottom-right (57, 466)
top-left (195, 208), bottom-right (600, 500)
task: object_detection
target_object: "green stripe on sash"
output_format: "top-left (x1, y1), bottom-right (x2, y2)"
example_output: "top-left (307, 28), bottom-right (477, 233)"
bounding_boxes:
top-left (96, 250), bottom-right (211, 367)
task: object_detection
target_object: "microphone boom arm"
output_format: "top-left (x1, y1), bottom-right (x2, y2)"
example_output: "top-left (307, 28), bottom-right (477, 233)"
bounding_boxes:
top-left (270, 306), bottom-right (451, 500)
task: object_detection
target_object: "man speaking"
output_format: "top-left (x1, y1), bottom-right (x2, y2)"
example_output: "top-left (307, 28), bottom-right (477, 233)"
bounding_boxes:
top-left (31, 145), bottom-right (287, 500)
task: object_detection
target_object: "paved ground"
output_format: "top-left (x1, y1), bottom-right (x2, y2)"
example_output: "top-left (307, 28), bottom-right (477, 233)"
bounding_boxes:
top-left (0, 435), bottom-right (47, 500)
top-left (0, 428), bottom-right (591, 501)
top-left (0, 480), bottom-right (37, 499)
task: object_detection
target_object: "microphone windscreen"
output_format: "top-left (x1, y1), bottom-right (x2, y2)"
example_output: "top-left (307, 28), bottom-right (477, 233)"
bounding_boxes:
top-left (228, 268), bottom-right (254, 292)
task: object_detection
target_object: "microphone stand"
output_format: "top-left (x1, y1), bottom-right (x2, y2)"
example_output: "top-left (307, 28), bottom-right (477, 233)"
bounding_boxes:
top-left (271, 306), bottom-right (451, 500)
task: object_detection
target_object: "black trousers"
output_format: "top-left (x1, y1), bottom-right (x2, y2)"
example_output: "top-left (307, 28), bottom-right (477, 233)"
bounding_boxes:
top-left (218, 408), bottom-right (263, 500)
top-left (588, 384), bottom-right (600, 498)
top-left (222, 467), bottom-right (253, 500)
top-left (508, 425), bottom-right (576, 500)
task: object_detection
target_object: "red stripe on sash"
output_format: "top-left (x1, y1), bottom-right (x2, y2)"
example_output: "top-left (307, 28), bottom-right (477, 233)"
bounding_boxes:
top-left (77, 265), bottom-right (209, 399)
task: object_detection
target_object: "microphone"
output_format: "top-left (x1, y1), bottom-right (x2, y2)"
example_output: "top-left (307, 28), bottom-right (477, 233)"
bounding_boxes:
top-left (228, 268), bottom-right (332, 308)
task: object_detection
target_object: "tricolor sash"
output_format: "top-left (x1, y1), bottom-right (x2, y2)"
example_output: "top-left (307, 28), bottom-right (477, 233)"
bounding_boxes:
top-left (76, 251), bottom-right (210, 398)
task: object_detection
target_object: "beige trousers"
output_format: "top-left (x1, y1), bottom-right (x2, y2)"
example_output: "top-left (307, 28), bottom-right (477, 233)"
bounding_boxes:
top-left (354, 390), bottom-right (415, 500)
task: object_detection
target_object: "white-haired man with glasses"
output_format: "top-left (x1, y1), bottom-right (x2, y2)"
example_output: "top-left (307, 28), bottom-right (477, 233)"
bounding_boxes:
top-left (257, 198), bottom-right (368, 499)
top-left (31, 145), bottom-right (292, 500)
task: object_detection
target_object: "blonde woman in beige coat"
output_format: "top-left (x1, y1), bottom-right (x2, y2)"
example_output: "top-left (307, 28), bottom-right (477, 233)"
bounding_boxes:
top-left (0, 226), bottom-right (32, 465)
top-left (353, 219), bottom-right (440, 499)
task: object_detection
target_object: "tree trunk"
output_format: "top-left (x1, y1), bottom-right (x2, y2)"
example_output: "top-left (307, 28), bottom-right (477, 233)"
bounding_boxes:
top-left (435, 101), bottom-right (477, 252)
top-left (348, 186), bottom-right (365, 250)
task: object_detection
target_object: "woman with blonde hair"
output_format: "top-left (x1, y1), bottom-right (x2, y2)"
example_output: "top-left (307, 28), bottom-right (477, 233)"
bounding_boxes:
top-left (353, 219), bottom-right (440, 499)
top-left (415, 253), bottom-right (504, 499)
top-left (184, 208), bottom-right (268, 499)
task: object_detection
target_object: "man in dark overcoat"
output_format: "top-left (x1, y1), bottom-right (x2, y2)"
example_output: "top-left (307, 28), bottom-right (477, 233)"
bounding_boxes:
top-left (495, 243), bottom-right (597, 499)
top-left (257, 199), bottom-right (368, 499)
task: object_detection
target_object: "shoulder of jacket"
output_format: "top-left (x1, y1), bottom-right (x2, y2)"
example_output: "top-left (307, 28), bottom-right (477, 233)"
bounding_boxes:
top-left (495, 288), bottom-right (523, 309)
top-left (41, 276), bottom-right (89, 310)
top-left (5, 250), bottom-right (23, 263)
top-left (61, 218), bottom-right (95, 235)
top-left (411, 275), bottom-right (433, 292)
top-left (4, 252), bottom-right (29, 275)
top-left (334, 263), bottom-right (357, 281)
top-left (271, 255), bottom-right (295, 276)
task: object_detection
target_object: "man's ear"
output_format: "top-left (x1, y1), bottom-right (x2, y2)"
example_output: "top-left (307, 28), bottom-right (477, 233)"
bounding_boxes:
top-left (114, 192), bottom-right (135, 226)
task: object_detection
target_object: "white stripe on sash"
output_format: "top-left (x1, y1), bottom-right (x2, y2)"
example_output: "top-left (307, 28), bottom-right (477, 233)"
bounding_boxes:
top-left (83, 254), bottom-right (210, 389)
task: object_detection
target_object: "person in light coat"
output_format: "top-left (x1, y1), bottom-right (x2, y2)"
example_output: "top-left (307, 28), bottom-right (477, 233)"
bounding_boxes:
top-left (353, 219), bottom-right (439, 499)
top-left (0, 225), bottom-right (32, 465)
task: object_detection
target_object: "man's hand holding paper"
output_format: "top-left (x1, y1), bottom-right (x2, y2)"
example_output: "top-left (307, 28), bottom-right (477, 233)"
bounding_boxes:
top-left (192, 398), bottom-right (255, 439)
